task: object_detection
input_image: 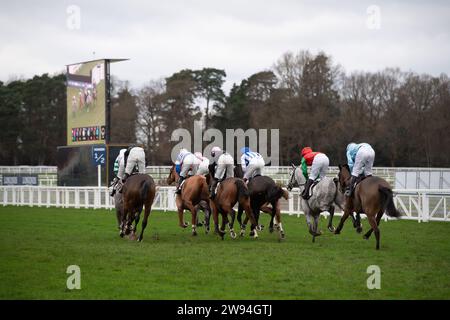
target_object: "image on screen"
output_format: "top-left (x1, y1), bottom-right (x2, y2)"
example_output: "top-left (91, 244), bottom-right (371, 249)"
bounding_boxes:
top-left (66, 60), bottom-right (106, 146)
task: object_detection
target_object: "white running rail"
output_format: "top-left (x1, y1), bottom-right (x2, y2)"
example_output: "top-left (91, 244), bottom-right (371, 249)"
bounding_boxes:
top-left (1, 186), bottom-right (449, 223)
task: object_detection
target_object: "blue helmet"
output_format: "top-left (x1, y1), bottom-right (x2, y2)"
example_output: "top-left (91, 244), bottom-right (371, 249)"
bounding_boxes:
top-left (240, 147), bottom-right (251, 154)
top-left (347, 143), bottom-right (357, 153)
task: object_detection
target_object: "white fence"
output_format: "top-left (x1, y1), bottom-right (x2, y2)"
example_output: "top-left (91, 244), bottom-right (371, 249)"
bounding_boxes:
top-left (1, 185), bottom-right (449, 223)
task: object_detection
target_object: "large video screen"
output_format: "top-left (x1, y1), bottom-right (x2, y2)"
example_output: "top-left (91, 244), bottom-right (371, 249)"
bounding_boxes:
top-left (66, 59), bottom-right (106, 145)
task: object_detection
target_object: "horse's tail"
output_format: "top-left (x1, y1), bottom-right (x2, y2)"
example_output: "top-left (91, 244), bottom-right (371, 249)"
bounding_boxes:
top-left (141, 179), bottom-right (151, 203)
top-left (268, 184), bottom-right (289, 203)
top-left (379, 186), bottom-right (401, 218)
top-left (235, 179), bottom-right (249, 200)
top-left (333, 177), bottom-right (345, 210)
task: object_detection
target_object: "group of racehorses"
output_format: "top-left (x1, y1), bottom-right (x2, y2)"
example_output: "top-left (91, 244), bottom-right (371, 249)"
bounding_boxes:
top-left (115, 163), bottom-right (400, 250)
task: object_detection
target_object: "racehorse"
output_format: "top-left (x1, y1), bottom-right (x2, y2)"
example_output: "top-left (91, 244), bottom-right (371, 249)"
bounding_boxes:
top-left (286, 165), bottom-right (345, 242)
top-left (114, 182), bottom-right (123, 230)
top-left (237, 175), bottom-right (288, 240)
top-left (335, 164), bottom-right (401, 249)
top-left (167, 165), bottom-right (211, 236)
top-left (120, 174), bottom-right (156, 242)
top-left (210, 177), bottom-right (259, 240)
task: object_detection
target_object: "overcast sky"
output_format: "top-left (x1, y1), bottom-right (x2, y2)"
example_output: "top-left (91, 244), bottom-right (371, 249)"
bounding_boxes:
top-left (1, 0), bottom-right (449, 92)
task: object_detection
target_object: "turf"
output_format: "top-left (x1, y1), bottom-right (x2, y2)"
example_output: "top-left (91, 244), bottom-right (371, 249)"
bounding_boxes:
top-left (0, 206), bottom-right (449, 300)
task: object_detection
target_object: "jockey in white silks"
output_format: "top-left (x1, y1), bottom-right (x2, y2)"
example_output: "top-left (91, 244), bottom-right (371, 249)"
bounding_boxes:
top-left (345, 142), bottom-right (376, 197)
top-left (194, 152), bottom-right (210, 176)
top-left (122, 146), bottom-right (146, 183)
top-left (175, 148), bottom-right (198, 194)
top-left (240, 147), bottom-right (265, 182)
top-left (109, 148), bottom-right (126, 196)
top-left (209, 146), bottom-right (234, 199)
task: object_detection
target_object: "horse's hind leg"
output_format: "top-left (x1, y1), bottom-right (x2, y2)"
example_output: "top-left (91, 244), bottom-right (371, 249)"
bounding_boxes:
top-left (313, 214), bottom-right (322, 240)
top-left (219, 211), bottom-right (229, 240)
top-left (327, 205), bottom-right (336, 232)
top-left (186, 203), bottom-right (198, 236)
top-left (274, 200), bottom-right (285, 240)
top-left (366, 213), bottom-right (381, 250)
top-left (269, 204), bottom-right (276, 234)
top-left (228, 209), bottom-right (237, 239)
top-left (364, 210), bottom-right (384, 241)
top-left (138, 204), bottom-right (152, 242)
top-left (178, 207), bottom-right (188, 229)
top-left (237, 204), bottom-right (246, 236)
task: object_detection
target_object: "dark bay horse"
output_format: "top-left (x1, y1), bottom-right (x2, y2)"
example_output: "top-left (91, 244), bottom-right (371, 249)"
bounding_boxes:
top-left (335, 164), bottom-right (401, 249)
top-left (120, 174), bottom-right (156, 242)
top-left (167, 165), bottom-right (210, 236)
top-left (210, 177), bottom-right (259, 240)
top-left (238, 176), bottom-right (288, 240)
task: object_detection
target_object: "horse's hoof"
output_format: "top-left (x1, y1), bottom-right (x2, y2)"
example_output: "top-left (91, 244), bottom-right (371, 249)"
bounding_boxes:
top-left (119, 232), bottom-right (124, 238)
top-left (279, 233), bottom-right (285, 240)
top-left (269, 227), bottom-right (274, 234)
top-left (334, 230), bottom-right (340, 235)
top-left (230, 231), bottom-right (237, 239)
top-left (240, 230), bottom-right (245, 237)
top-left (328, 226), bottom-right (336, 232)
top-left (192, 231), bottom-right (198, 236)
top-left (312, 237), bottom-right (315, 243)
top-left (363, 235), bottom-right (369, 240)
top-left (356, 227), bottom-right (363, 234)
top-left (137, 237), bottom-right (142, 242)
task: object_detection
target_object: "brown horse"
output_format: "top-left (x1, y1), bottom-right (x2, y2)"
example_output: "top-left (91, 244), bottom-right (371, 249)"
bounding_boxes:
top-left (335, 164), bottom-right (400, 249)
top-left (210, 177), bottom-right (259, 240)
top-left (167, 165), bottom-right (210, 236)
top-left (120, 174), bottom-right (156, 242)
top-left (237, 176), bottom-right (289, 240)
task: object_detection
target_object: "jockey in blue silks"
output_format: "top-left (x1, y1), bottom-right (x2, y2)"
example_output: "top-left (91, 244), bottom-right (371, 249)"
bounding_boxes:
top-left (175, 148), bottom-right (198, 194)
top-left (240, 147), bottom-right (265, 182)
top-left (345, 142), bottom-right (375, 196)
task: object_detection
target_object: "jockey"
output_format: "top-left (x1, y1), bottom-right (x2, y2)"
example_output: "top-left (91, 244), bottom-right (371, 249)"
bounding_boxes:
top-left (240, 147), bottom-right (265, 182)
top-left (122, 145), bottom-right (146, 184)
top-left (209, 146), bottom-right (234, 199)
top-left (345, 142), bottom-right (375, 197)
top-left (175, 148), bottom-right (198, 194)
top-left (194, 152), bottom-right (210, 176)
top-left (300, 147), bottom-right (330, 200)
top-left (110, 148), bottom-right (126, 196)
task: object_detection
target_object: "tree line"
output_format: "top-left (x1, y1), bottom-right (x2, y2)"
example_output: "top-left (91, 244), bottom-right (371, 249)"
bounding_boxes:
top-left (1, 50), bottom-right (449, 167)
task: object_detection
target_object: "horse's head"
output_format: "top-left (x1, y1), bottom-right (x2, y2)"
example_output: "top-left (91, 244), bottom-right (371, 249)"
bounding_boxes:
top-left (167, 165), bottom-right (178, 185)
top-left (337, 164), bottom-right (351, 193)
top-left (286, 163), bottom-right (298, 191)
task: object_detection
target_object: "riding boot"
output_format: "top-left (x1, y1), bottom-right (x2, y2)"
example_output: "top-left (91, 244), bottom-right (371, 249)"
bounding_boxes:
top-left (301, 179), bottom-right (314, 200)
top-left (121, 173), bottom-right (130, 184)
top-left (345, 176), bottom-right (358, 197)
top-left (176, 176), bottom-right (185, 194)
top-left (110, 177), bottom-right (118, 196)
top-left (210, 179), bottom-right (218, 199)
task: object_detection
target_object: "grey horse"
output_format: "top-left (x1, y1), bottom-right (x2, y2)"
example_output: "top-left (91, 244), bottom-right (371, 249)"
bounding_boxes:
top-left (286, 164), bottom-right (345, 242)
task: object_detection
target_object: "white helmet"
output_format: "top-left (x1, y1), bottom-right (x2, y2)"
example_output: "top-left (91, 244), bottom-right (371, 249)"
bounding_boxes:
top-left (211, 146), bottom-right (222, 157)
top-left (194, 152), bottom-right (203, 160)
